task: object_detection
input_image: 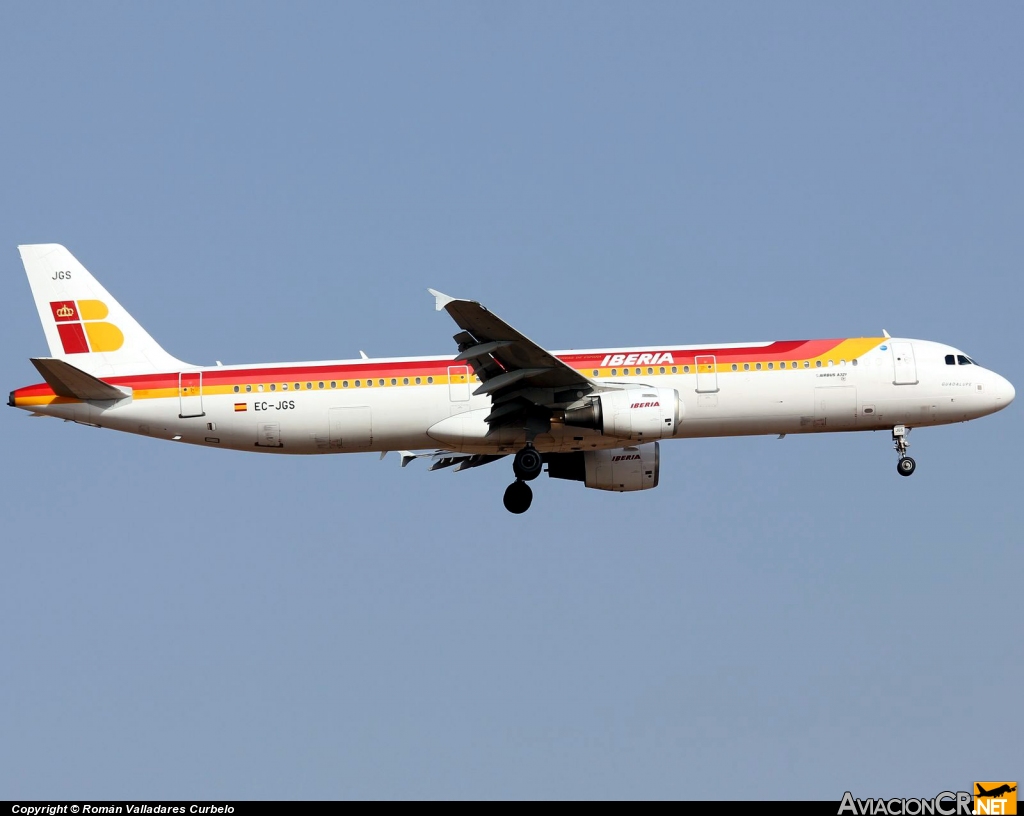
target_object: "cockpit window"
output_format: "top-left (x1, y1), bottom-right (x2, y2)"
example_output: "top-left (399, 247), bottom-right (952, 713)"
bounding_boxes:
top-left (957, 355), bottom-right (973, 365)
top-left (945, 354), bottom-right (955, 365)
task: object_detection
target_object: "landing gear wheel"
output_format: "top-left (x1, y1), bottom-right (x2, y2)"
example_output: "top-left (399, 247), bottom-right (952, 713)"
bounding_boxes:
top-left (897, 457), bottom-right (916, 477)
top-left (512, 444), bottom-right (543, 481)
top-left (503, 480), bottom-right (533, 514)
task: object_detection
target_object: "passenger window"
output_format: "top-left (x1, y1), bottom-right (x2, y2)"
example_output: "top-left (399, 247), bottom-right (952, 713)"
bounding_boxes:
top-left (306, 382), bottom-right (312, 390)
top-left (593, 370), bottom-right (599, 376)
top-left (294, 383), bottom-right (300, 390)
top-left (282, 383), bottom-right (288, 391)
top-left (318, 382), bottom-right (324, 389)
top-left (756, 363), bottom-right (762, 370)
top-left (391, 378), bottom-right (397, 386)
top-left (245, 385), bottom-right (252, 393)
top-left (403, 378), bottom-right (409, 385)
top-left (671, 367), bottom-right (677, 374)
top-left (815, 360), bottom-right (822, 368)
top-left (852, 359), bottom-right (858, 367)
top-left (379, 379), bottom-right (385, 386)
top-left (731, 364), bottom-right (737, 371)
top-left (659, 367), bottom-right (665, 374)
top-left (233, 385), bottom-right (239, 393)
top-left (767, 362), bottom-right (774, 370)
top-left (683, 366), bottom-right (690, 373)
top-left (945, 355), bottom-right (955, 365)
top-left (803, 361), bottom-right (810, 368)
top-left (355, 380), bottom-right (360, 387)
top-left (744, 363), bottom-right (750, 371)
top-left (270, 384), bottom-right (276, 391)
top-left (611, 369), bottom-right (617, 376)
top-left (647, 367), bottom-right (653, 375)
top-left (416, 377), bottom-right (421, 384)
top-left (957, 355), bottom-right (972, 365)
top-left (366, 379), bottom-right (373, 387)
top-left (780, 362), bottom-right (786, 369)
top-left (330, 381), bottom-right (336, 388)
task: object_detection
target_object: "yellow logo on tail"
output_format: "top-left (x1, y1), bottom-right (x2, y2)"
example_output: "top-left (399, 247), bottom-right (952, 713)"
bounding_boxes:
top-left (50, 299), bottom-right (124, 354)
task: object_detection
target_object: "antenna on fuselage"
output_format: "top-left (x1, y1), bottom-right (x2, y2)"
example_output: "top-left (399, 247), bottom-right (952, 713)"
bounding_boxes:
top-left (882, 329), bottom-right (891, 338)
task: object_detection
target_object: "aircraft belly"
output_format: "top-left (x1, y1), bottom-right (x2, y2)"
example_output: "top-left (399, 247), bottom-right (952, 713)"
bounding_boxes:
top-left (427, 408), bottom-right (607, 453)
top-left (84, 389), bottom-right (446, 454)
top-left (675, 375), bottom-right (815, 437)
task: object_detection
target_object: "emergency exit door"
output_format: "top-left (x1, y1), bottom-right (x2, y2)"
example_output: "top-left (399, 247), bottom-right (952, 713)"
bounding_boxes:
top-left (695, 355), bottom-right (718, 393)
top-left (178, 371), bottom-right (204, 418)
top-left (448, 365), bottom-right (470, 401)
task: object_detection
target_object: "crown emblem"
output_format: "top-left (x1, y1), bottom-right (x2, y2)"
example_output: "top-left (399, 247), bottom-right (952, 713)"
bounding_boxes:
top-left (56, 304), bottom-right (74, 318)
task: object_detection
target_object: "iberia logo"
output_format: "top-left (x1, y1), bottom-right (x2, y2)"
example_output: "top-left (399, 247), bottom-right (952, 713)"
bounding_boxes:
top-left (49, 300), bottom-right (124, 354)
top-left (975, 783), bottom-right (1017, 815)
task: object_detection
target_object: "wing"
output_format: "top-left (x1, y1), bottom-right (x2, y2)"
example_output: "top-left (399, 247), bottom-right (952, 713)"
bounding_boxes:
top-left (429, 289), bottom-right (597, 435)
top-left (397, 450), bottom-right (507, 473)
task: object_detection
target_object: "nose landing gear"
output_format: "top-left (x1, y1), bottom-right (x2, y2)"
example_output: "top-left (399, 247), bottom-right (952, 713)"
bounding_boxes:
top-left (893, 425), bottom-right (916, 476)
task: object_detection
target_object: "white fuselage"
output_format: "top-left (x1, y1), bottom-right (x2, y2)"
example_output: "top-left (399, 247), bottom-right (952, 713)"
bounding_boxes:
top-left (17, 338), bottom-right (1014, 455)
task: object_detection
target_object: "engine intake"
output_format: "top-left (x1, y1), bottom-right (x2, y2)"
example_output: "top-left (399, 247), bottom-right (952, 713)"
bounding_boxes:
top-left (564, 387), bottom-right (681, 440)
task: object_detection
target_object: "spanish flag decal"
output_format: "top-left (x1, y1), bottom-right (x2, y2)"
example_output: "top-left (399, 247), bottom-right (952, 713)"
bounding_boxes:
top-left (234, 403), bottom-right (247, 412)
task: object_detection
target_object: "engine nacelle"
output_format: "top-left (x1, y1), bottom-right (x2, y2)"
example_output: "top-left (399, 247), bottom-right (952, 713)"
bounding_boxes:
top-left (547, 443), bottom-right (660, 492)
top-left (563, 387), bottom-right (681, 441)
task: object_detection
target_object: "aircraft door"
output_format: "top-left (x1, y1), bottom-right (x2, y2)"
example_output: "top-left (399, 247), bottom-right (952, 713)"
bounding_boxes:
top-left (695, 355), bottom-right (719, 393)
top-left (179, 371), bottom-right (204, 418)
top-left (448, 366), bottom-right (470, 401)
top-left (891, 342), bottom-right (918, 385)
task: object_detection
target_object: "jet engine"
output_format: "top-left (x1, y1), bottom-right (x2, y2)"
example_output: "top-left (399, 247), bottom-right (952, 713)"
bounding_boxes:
top-left (563, 387), bottom-right (681, 441)
top-left (546, 443), bottom-right (660, 492)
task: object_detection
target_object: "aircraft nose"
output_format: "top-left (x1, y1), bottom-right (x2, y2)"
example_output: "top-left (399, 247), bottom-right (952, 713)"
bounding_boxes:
top-left (994, 374), bottom-right (1015, 407)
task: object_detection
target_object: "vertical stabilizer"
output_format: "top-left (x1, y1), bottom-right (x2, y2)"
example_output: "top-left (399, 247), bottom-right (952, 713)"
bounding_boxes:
top-left (18, 244), bottom-right (188, 377)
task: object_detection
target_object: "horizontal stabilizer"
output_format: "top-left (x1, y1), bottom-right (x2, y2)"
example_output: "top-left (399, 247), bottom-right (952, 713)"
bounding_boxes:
top-left (30, 357), bottom-right (129, 401)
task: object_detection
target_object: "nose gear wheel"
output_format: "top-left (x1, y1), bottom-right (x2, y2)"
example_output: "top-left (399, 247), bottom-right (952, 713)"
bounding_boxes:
top-left (892, 425), bottom-right (916, 477)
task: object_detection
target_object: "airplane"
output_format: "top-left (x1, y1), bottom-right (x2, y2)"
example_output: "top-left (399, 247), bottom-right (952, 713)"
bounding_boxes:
top-left (8, 244), bottom-right (1016, 514)
top-left (976, 785), bottom-right (1017, 799)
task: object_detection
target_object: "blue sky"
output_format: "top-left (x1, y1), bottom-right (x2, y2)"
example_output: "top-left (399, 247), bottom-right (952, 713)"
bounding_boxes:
top-left (1, 2), bottom-right (1020, 800)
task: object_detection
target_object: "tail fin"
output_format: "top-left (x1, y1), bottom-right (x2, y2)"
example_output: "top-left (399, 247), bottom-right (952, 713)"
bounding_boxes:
top-left (18, 244), bottom-right (187, 377)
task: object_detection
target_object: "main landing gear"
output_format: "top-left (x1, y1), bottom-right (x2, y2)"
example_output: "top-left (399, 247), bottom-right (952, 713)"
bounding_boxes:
top-left (893, 425), bottom-right (916, 477)
top-left (512, 444), bottom-right (543, 481)
top-left (503, 480), bottom-right (533, 514)
top-left (504, 444), bottom-right (543, 514)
